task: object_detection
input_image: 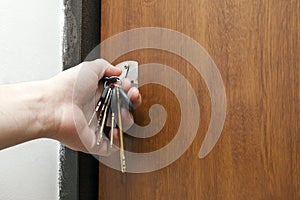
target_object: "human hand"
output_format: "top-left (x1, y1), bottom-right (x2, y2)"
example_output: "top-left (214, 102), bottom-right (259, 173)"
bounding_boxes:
top-left (46, 59), bottom-right (141, 156)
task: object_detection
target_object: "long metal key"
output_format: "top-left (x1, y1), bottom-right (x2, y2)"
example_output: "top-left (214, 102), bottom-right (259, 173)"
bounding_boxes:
top-left (96, 87), bottom-right (112, 145)
top-left (87, 75), bottom-right (134, 173)
top-left (98, 92), bottom-right (112, 145)
top-left (88, 86), bottom-right (110, 126)
top-left (116, 86), bottom-right (126, 173)
top-left (89, 76), bottom-right (120, 126)
top-left (110, 87), bottom-right (117, 147)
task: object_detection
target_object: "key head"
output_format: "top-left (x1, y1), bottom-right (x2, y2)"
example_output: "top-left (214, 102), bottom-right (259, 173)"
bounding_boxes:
top-left (99, 86), bottom-right (110, 102)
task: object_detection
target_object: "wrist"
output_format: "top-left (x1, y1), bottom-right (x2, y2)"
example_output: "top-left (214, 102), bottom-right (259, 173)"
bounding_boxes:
top-left (36, 78), bottom-right (63, 139)
top-left (24, 80), bottom-right (57, 140)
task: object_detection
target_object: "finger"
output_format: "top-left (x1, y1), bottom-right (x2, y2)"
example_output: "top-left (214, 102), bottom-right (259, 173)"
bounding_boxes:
top-left (90, 137), bottom-right (119, 157)
top-left (121, 78), bottom-right (132, 92)
top-left (104, 65), bottom-right (122, 77)
top-left (72, 109), bottom-right (117, 156)
top-left (127, 87), bottom-right (142, 108)
top-left (83, 129), bottom-right (119, 156)
top-left (84, 59), bottom-right (122, 79)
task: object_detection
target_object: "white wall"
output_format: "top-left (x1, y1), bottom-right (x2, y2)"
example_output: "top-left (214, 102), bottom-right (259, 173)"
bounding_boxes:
top-left (0, 1), bottom-right (62, 199)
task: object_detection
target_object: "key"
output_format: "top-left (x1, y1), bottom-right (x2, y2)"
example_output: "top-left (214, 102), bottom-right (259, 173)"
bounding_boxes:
top-left (116, 86), bottom-right (126, 173)
top-left (88, 86), bottom-right (110, 126)
top-left (110, 113), bottom-right (115, 146)
top-left (89, 76), bottom-right (120, 126)
top-left (110, 87), bottom-right (117, 147)
top-left (96, 87), bottom-right (112, 145)
top-left (87, 75), bottom-right (134, 173)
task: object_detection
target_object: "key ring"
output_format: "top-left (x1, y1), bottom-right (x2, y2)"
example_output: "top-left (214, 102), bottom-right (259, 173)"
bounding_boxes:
top-left (103, 76), bottom-right (121, 88)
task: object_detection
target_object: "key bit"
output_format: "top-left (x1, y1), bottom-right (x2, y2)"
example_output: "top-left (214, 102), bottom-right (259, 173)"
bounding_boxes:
top-left (96, 87), bottom-right (112, 145)
top-left (98, 88), bottom-right (112, 120)
top-left (110, 113), bottom-right (115, 146)
top-left (97, 94), bottom-right (111, 145)
top-left (110, 88), bottom-right (117, 147)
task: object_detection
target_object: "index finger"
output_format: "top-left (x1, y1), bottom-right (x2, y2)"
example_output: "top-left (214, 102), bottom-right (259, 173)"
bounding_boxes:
top-left (86, 59), bottom-right (122, 79)
top-left (104, 65), bottom-right (122, 77)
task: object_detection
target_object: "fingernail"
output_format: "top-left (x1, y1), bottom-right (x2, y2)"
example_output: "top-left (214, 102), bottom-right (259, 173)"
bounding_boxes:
top-left (131, 87), bottom-right (138, 94)
top-left (115, 67), bottom-right (122, 73)
top-left (132, 88), bottom-right (140, 99)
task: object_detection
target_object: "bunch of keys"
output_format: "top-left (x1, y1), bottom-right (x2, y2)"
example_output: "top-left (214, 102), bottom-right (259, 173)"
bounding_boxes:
top-left (88, 61), bottom-right (138, 173)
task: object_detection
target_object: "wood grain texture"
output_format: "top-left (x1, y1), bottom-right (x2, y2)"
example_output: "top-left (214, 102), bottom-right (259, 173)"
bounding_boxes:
top-left (99, 0), bottom-right (299, 199)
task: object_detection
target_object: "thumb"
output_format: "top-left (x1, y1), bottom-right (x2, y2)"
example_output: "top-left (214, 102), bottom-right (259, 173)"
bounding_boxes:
top-left (87, 59), bottom-right (122, 80)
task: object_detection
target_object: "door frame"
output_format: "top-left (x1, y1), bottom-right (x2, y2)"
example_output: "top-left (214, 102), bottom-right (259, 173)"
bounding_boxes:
top-left (60, 0), bottom-right (100, 200)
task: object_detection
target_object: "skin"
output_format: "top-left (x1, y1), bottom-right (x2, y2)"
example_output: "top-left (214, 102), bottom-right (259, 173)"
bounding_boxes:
top-left (0, 59), bottom-right (141, 156)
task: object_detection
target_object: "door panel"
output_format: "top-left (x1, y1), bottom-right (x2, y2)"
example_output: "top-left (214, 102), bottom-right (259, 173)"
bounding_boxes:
top-left (99, 0), bottom-right (299, 199)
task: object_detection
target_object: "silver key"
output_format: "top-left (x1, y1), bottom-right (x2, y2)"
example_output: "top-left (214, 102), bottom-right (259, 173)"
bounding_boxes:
top-left (87, 75), bottom-right (133, 173)
top-left (110, 113), bottom-right (115, 146)
top-left (110, 87), bottom-right (117, 147)
top-left (96, 87), bottom-right (112, 145)
top-left (116, 86), bottom-right (126, 173)
top-left (88, 86), bottom-right (110, 126)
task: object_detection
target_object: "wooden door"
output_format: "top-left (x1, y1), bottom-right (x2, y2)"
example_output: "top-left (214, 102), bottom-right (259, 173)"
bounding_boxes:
top-left (99, 0), bottom-right (299, 199)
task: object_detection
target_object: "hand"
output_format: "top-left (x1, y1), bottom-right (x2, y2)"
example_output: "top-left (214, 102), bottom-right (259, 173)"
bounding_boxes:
top-left (47, 59), bottom-right (141, 156)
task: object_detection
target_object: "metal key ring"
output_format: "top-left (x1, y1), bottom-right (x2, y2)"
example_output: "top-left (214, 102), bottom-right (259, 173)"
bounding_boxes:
top-left (103, 76), bottom-right (121, 88)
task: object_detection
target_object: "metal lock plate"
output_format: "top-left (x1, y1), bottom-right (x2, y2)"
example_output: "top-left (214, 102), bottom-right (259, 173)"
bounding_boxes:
top-left (115, 61), bottom-right (138, 88)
